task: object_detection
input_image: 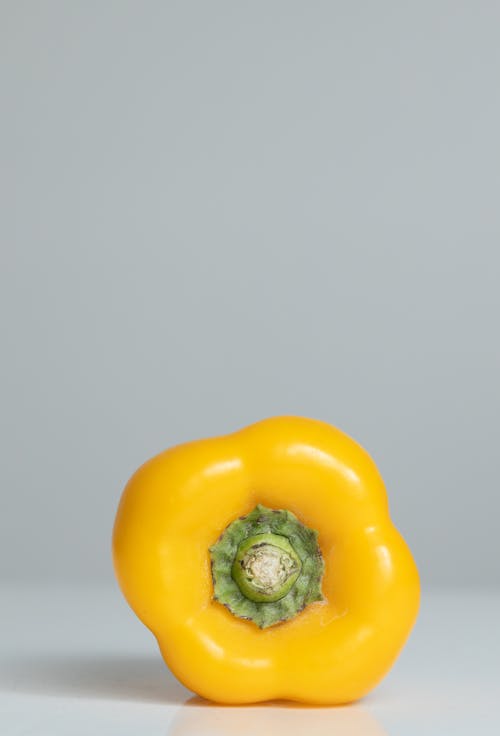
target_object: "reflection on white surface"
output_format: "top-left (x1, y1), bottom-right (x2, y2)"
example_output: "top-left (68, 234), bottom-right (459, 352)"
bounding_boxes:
top-left (169, 698), bottom-right (387, 736)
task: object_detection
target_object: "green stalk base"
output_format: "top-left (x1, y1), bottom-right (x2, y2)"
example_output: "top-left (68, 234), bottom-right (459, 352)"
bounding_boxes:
top-left (209, 504), bottom-right (324, 628)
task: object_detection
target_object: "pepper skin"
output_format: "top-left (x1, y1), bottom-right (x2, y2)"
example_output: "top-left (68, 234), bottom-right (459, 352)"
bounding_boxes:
top-left (112, 416), bottom-right (420, 705)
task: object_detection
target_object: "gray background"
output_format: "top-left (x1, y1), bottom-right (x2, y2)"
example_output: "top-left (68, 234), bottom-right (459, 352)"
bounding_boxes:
top-left (1, 1), bottom-right (498, 588)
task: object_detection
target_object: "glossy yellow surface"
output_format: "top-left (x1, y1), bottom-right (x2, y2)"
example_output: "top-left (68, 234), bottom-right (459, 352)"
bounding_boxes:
top-left (112, 416), bottom-right (420, 705)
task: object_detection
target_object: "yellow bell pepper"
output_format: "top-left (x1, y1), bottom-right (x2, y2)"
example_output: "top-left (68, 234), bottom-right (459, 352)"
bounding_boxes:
top-left (112, 416), bottom-right (419, 705)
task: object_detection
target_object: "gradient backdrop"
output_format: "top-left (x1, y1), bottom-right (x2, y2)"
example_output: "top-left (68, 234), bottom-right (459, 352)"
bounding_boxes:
top-left (1, 1), bottom-right (499, 588)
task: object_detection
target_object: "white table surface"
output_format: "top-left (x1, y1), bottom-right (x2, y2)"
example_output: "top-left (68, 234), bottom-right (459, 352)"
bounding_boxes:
top-left (1, 585), bottom-right (499, 735)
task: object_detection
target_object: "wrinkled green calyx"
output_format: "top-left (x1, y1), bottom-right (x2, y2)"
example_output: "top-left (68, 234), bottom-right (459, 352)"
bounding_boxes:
top-left (209, 504), bottom-right (324, 628)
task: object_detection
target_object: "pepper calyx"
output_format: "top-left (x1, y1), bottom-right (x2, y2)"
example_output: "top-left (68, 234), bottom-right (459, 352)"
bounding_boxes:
top-left (209, 504), bottom-right (324, 628)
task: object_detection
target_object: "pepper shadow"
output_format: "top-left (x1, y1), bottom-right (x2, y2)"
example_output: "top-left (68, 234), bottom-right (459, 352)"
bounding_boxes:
top-left (0, 653), bottom-right (190, 704)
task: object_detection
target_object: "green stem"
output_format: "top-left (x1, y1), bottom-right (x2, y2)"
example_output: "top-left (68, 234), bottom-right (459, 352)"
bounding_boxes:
top-left (232, 532), bottom-right (302, 602)
top-left (209, 504), bottom-right (324, 628)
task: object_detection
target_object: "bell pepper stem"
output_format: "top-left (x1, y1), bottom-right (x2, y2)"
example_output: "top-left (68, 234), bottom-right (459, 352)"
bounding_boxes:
top-left (210, 504), bottom-right (324, 628)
